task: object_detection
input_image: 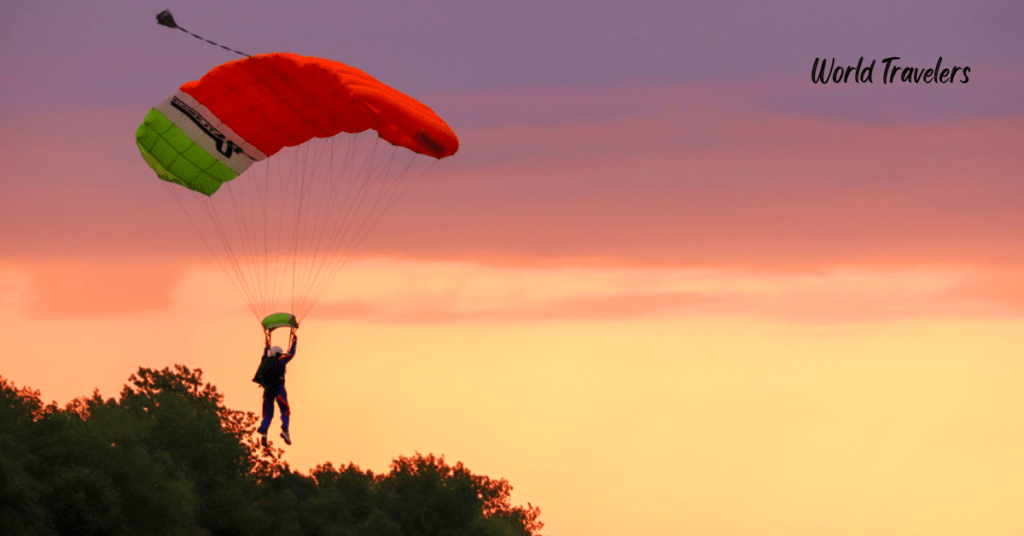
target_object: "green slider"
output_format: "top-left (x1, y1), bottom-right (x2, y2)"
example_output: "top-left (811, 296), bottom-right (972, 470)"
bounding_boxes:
top-left (262, 313), bottom-right (299, 332)
top-left (135, 108), bottom-right (238, 196)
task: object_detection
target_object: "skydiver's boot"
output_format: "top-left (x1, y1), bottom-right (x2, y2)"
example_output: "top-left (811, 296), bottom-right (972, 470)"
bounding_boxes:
top-left (260, 431), bottom-right (268, 447)
top-left (280, 429), bottom-right (291, 445)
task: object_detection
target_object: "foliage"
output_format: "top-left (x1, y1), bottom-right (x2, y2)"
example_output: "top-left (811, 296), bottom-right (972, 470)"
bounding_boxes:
top-left (0, 368), bottom-right (544, 536)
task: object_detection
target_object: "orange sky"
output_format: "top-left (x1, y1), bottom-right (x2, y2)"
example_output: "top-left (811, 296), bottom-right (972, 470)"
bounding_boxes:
top-left (2, 259), bottom-right (1024, 536)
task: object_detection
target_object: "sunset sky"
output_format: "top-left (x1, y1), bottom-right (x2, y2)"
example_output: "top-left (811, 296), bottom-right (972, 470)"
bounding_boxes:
top-left (3, 1), bottom-right (1024, 535)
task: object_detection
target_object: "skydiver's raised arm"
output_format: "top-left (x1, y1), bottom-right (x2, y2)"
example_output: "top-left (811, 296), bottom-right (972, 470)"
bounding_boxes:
top-left (279, 330), bottom-right (297, 363)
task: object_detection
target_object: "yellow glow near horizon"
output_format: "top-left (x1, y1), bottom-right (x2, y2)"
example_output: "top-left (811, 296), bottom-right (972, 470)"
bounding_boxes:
top-left (2, 258), bottom-right (1023, 536)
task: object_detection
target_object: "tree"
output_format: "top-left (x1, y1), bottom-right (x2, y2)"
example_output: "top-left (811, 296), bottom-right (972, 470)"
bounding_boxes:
top-left (0, 378), bottom-right (53, 536)
top-left (375, 453), bottom-right (544, 536)
top-left (117, 365), bottom-right (273, 534)
top-left (0, 369), bottom-right (545, 536)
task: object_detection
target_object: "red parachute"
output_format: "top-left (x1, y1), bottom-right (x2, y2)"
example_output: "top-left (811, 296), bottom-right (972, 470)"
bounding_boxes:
top-left (136, 52), bottom-right (459, 323)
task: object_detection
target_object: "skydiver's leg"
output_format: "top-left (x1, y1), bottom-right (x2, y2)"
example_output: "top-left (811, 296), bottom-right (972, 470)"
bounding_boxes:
top-left (276, 387), bottom-right (290, 431)
top-left (258, 391), bottom-right (275, 434)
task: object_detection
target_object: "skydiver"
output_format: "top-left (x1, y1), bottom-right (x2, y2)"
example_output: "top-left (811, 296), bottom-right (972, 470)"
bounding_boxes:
top-left (255, 328), bottom-right (297, 446)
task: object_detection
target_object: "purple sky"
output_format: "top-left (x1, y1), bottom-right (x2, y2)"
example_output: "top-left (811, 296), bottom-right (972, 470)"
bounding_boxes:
top-left (3, 0), bottom-right (1024, 298)
top-left (2, 0), bottom-right (1022, 121)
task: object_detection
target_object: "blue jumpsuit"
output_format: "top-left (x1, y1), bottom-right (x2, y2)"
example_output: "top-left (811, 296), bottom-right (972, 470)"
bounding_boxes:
top-left (257, 339), bottom-right (296, 434)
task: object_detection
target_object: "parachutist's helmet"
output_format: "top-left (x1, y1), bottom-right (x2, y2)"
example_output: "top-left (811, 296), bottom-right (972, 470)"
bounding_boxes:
top-left (269, 346), bottom-right (284, 357)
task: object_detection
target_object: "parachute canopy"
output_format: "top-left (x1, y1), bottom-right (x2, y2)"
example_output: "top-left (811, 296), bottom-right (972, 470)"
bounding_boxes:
top-left (136, 53), bottom-right (459, 322)
top-left (136, 52), bottom-right (459, 196)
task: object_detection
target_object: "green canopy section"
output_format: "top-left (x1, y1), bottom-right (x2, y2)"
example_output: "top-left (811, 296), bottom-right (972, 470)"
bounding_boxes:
top-left (136, 108), bottom-right (239, 196)
top-left (262, 313), bottom-right (299, 332)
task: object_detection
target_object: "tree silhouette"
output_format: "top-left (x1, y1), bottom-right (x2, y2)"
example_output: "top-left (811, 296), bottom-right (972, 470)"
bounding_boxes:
top-left (0, 367), bottom-right (544, 536)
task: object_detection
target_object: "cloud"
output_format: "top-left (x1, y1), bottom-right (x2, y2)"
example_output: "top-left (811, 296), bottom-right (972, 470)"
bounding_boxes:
top-left (7, 257), bottom-right (188, 318)
top-left (9, 255), bottom-right (1024, 323)
top-left (305, 259), bottom-right (1024, 324)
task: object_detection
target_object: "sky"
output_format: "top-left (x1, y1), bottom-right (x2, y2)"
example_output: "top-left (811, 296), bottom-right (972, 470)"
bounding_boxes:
top-left (2, 1), bottom-right (1024, 535)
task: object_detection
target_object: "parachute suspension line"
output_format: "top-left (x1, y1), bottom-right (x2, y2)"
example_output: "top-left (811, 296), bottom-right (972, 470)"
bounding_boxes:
top-left (344, 144), bottom-right (397, 250)
top-left (291, 142), bottom-right (316, 319)
top-left (273, 147), bottom-right (294, 317)
top-left (289, 136), bottom-right (343, 320)
top-left (165, 184), bottom-right (258, 318)
top-left (271, 146), bottom-right (289, 316)
top-left (256, 153), bottom-right (270, 316)
top-left (229, 157), bottom-right (264, 317)
top-left (289, 146), bottom-right (301, 318)
top-left (222, 176), bottom-right (267, 319)
top-left (301, 135), bottom-right (363, 318)
top-left (290, 139), bottom-right (328, 319)
top-left (306, 135), bottom-right (361, 312)
top-left (155, 10), bottom-right (251, 58)
top-left (200, 194), bottom-right (265, 320)
top-left (299, 140), bottom-right (327, 317)
top-left (270, 151), bottom-right (288, 316)
top-left (167, 184), bottom-right (262, 320)
top-left (296, 135), bottom-right (430, 319)
top-left (295, 138), bottom-right (336, 321)
top-left (290, 135), bottom-right (354, 319)
top-left (288, 137), bottom-right (334, 321)
top-left (247, 170), bottom-right (272, 313)
top-left (294, 134), bottom-right (383, 318)
top-left (223, 182), bottom-right (260, 314)
top-left (250, 154), bottom-right (264, 317)
top-left (290, 142), bottom-right (311, 319)
top-left (268, 146), bottom-right (294, 317)
top-left (306, 145), bottom-right (430, 312)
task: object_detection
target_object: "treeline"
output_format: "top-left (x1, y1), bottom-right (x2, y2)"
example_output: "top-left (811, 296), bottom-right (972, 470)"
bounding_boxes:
top-left (0, 365), bottom-right (543, 536)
